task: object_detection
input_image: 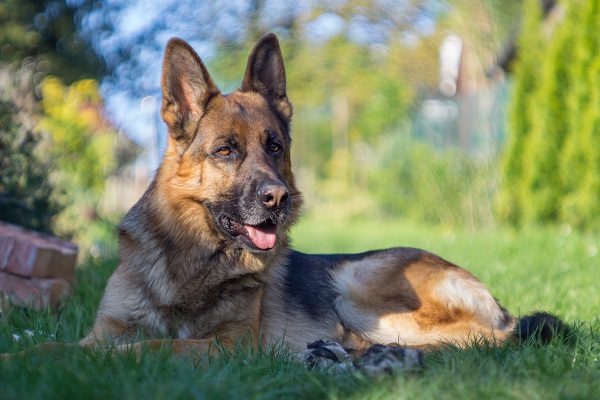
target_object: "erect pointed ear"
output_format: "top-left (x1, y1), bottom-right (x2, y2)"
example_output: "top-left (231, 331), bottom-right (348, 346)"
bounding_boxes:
top-left (161, 38), bottom-right (220, 150)
top-left (241, 33), bottom-right (292, 124)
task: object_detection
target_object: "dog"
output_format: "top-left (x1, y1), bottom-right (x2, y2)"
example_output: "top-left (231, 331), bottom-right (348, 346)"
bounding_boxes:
top-left (2, 33), bottom-right (567, 366)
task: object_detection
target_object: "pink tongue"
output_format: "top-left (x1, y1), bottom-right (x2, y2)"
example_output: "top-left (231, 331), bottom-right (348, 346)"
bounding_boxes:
top-left (244, 224), bottom-right (277, 250)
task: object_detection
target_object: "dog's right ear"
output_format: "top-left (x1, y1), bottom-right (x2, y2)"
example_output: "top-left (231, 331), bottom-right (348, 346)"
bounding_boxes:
top-left (161, 38), bottom-right (220, 151)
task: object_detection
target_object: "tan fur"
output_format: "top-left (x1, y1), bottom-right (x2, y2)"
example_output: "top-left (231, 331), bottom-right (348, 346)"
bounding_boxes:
top-left (329, 253), bottom-right (515, 348)
top-left (3, 34), bottom-right (519, 363)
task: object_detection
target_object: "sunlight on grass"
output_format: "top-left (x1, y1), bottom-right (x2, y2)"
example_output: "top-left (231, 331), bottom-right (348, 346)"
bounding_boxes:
top-left (1, 218), bottom-right (599, 400)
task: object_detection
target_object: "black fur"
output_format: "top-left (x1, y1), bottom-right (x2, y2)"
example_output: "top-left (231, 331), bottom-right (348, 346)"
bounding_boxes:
top-left (283, 250), bottom-right (380, 320)
top-left (306, 341), bottom-right (340, 362)
top-left (514, 311), bottom-right (573, 344)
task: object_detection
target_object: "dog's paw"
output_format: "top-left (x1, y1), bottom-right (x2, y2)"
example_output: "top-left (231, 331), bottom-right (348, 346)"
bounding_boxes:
top-left (303, 340), bottom-right (355, 373)
top-left (356, 344), bottom-right (424, 378)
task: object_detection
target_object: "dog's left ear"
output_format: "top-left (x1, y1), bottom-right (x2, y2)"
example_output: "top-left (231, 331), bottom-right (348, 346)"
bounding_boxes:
top-left (242, 33), bottom-right (292, 124)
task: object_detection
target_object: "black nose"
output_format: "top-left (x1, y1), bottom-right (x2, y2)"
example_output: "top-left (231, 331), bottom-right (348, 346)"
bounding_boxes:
top-left (258, 183), bottom-right (289, 208)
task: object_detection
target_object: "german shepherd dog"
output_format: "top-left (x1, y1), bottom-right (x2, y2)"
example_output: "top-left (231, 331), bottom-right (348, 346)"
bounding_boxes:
top-left (3, 34), bottom-right (566, 364)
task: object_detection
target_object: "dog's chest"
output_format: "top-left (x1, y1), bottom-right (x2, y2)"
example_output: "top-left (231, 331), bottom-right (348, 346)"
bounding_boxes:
top-left (139, 264), bottom-right (264, 339)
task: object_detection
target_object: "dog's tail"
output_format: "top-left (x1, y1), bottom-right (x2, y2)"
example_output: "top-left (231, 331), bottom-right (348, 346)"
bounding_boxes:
top-left (513, 311), bottom-right (573, 344)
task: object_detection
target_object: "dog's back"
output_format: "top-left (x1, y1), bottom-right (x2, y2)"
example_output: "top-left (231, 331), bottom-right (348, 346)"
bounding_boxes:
top-left (261, 249), bottom-right (516, 352)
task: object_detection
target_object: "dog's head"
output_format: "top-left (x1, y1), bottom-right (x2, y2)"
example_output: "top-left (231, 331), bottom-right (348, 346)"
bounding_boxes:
top-left (156, 34), bottom-right (301, 254)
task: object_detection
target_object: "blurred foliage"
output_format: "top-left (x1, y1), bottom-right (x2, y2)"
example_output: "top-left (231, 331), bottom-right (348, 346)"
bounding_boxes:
top-left (78, 0), bottom-right (522, 231)
top-left (0, 0), bottom-right (104, 82)
top-left (205, 2), bottom-right (444, 177)
top-left (519, 1), bottom-right (573, 223)
top-left (497, 0), bottom-right (544, 226)
top-left (559, 0), bottom-right (600, 230)
top-left (78, 0), bottom-right (442, 98)
top-left (36, 76), bottom-right (134, 253)
top-left (38, 77), bottom-right (117, 196)
top-left (369, 134), bottom-right (497, 229)
top-left (0, 0), bottom-right (137, 256)
top-left (442, 0), bottom-right (523, 72)
top-left (500, 0), bottom-right (600, 230)
top-left (288, 35), bottom-right (416, 173)
top-left (298, 132), bottom-right (498, 232)
top-left (1, 0), bottom-right (589, 241)
top-left (0, 64), bottom-right (60, 233)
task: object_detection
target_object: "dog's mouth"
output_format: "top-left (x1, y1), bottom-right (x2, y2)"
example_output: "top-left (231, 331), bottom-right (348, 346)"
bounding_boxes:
top-left (220, 216), bottom-right (278, 251)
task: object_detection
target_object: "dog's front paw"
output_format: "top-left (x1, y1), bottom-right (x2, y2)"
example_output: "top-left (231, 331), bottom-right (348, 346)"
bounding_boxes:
top-left (356, 344), bottom-right (424, 378)
top-left (303, 340), bottom-right (355, 373)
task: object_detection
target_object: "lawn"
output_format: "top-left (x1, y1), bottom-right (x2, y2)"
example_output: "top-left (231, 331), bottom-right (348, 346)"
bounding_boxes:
top-left (1, 217), bottom-right (599, 399)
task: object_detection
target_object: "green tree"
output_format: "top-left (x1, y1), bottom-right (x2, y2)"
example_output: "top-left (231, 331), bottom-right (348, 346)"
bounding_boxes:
top-left (0, 0), bottom-right (104, 82)
top-left (519, 2), bottom-right (575, 224)
top-left (562, 56), bottom-right (600, 229)
top-left (560, 0), bottom-right (600, 228)
top-left (501, 0), bottom-right (600, 230)
top-left (560, 0), bottom-right (598, 195)
top-left (497, 0), bottom-right (544, 225)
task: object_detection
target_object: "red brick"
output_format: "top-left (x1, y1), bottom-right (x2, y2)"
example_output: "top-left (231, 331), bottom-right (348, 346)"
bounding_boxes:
top-left (0, 221), bottom-right (78, 279)
top-left (0, 271), bottom-right (69, 310)
top-left (6, 240), bottom-right (53, 278)
top-left (0, 236), bottom-right (14, 270)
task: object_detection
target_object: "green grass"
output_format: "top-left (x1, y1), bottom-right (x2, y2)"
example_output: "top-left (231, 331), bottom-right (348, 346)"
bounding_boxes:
top-left (1, 217), bottom-right (599, 399)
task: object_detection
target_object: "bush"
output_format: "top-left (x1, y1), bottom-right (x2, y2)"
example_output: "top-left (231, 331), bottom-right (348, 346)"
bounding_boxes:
top-left (0, 64), bottom-right (60, 233)
top-left (0, 64), bottom-right (133, 257)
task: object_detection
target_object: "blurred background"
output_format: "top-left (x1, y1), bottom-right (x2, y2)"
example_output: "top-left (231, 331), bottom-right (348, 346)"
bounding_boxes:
top-left (1, 0), bottom-right (599, 259)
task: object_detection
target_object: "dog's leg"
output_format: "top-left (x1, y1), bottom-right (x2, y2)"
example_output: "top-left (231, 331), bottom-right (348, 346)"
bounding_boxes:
top-left (356, 344), bottom-right (424, 377)
top-left (0, 342), bottom-right (80, 360)
top-left (331, 249), bottom-right (516, 348)
top-left (302, 340), bottom-right (424, 377)
top-left (303, 340), bottom-right (355, 373)
top-left (1, 338), bottom-right (232, 366)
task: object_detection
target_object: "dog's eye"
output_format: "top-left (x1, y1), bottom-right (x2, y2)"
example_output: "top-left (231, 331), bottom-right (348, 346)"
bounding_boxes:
top-left (217, 147), bottom-right (231, 157)
top-left (269, 143), bottom-right (281, 153)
